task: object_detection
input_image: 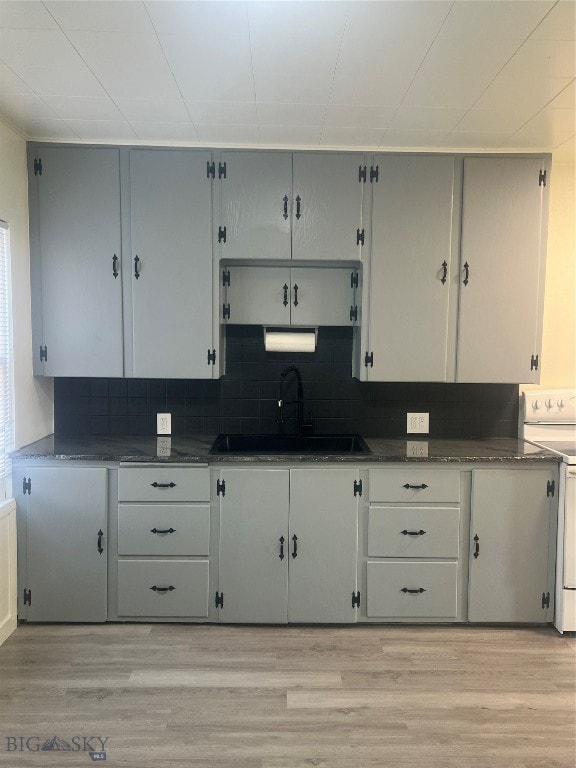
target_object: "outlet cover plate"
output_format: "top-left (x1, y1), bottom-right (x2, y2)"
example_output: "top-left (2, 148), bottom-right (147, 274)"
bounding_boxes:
top-left (407, 412), bottom-right (429, 434)
top-left (157, 413), bottom-right (171, 435)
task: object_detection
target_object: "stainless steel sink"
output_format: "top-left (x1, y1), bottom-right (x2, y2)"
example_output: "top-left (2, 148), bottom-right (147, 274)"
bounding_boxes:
top-left (210, 434), bottom-right (371, 455)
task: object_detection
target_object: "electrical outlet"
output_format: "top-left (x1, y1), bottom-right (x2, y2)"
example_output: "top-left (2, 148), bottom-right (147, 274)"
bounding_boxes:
top-left (156, 436), bottom-right (172, 456)
top-left (407, 412), bottom-right (429, 434)
top-left (157, 413), bottom-right (171, 435)
top-left (406, 440), bottom-right (429, 457)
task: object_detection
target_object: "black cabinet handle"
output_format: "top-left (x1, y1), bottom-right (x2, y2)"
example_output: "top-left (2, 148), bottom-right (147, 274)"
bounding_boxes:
top-left (401, 587), bottom-right (426, 594)
top-left (403, 483), bottom-right (429, 490)
top-left (463, 261), bottom-right (470, 286)
top-left (134, 255), bottom-right (140, 280)
top-left (151, 482), bottom-right (176, 489)
top-left (112, 254), bottom-right (119, 279)
top-left (283, 283), bottom-right (289, 307)
top-left (295, 195), bottom-right (301, 220)
top-left (292, 534), bottom-right (298, 559)
top-left (473, 534), bottom-right (480, 559)
top-left (401, 529), bottom-right (426, 536)
top-left (279, 536), bottom-right (285, 560)
top-left (283, 195), bottom-right (288, 220)
top-left (150, 527), bottom-right (176, 535)
top-left (293, 284), bottom-right (299, 307)
top-left (97, 529), bottom-right (104, 555)
top-left (150, 585), bottom-right (175, 593)
top-left (440, 260), bottom-right (447, 285)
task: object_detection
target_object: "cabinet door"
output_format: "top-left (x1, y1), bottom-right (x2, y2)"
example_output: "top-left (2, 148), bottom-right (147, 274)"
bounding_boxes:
top-left (288, 469), bottom-right (358, 623)
top-left (368, 155), bottom-right (455, 381)
top-left (218, 469), bottom-right (289, 623)
top-left (292, 153), bottom-right (365, 261)
top-left (35, 147), bottom-right (123, 376)
top-left (468, 469), bottom-right (554, 623)
top-left (218, 151), bottom-right (292, 261)
top-left (290, 267), bottom-right (354, 326)
top-left (226, 266), bottom-right (291, 325)
top-left (25, 467), bottom-right (107, 622)
top-left (457, 157), bottom-right (548, 383)
top-left (130, 149), bottom-right (213, 378)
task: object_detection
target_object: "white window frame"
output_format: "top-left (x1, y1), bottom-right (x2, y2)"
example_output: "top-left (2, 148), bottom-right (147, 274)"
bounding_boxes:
top-left (0, 221), bottom-right (13, 500)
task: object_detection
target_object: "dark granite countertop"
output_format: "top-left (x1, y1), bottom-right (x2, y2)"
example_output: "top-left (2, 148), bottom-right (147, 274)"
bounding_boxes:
top-left (10, 434), bottom-right (560, 464)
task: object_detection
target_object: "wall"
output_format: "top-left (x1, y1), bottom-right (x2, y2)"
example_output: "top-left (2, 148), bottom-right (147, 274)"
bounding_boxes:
top-left (0, 120), bottom-right (52, 450)
top-left (54, 326), bottom-right (519, 439)
top-left (538, 157), bottom-right (576, 388)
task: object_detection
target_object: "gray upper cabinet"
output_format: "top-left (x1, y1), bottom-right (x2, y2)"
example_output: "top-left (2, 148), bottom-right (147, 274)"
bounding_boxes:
top-left (468, 468), bottom-right (556, 623)
top-left (217, 151), bottom-right (292, 261)
top-left (292, 153), bottom-right (366, 261)
top-left (456, 157), bottom-right (549, 383)
top-left (19, 466), bottom-right (108, 622)
top-left (30, 146), bottom-right (123, 377)
top-left (225, 264), bottom-right (357, 327)
top-left (366, 155), bottom-right (456, 382)
top-left (216, 151), bottom-right (365, 261)
top-left (129, 149), bottom-right (215, 379)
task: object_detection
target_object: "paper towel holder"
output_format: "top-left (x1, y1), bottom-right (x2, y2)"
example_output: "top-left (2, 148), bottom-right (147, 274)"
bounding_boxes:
top-left (263, 327), bottom-right (318, 353)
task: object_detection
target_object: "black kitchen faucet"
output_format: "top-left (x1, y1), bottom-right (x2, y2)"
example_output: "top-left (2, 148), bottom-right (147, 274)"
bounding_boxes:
top-left (277, 366), bottom-right (304, 435)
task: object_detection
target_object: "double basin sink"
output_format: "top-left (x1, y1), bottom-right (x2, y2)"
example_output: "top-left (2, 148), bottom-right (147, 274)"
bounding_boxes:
top-left (210, 433), bottom-right (371, 455)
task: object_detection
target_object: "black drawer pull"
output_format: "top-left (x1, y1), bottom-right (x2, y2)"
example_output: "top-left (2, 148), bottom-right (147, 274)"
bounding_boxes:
top-left (150, 527), bottom-right (176, 535)
top-left (292, 534), bottom-right (298, 559)
top-left (279, 536), bottom-right (285, 560)
top-left (403, 483), bottom-right (429, 490)
top-left (151, 482), bottom-right (176, 488)
top-left (473, 534), bottom-right (480, 559)
top-left (150, 585), bottom-right (175, 593)
top-left (401, 587), bottom-right (426, 594)
top-left (401, 529), bottom-right (426, 536)
top-left (97, 529), bottom-right (104, 554)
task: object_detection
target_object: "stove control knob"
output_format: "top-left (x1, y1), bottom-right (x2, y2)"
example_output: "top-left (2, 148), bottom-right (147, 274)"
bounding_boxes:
top-left (558, 399), bottom-right (565, 408)
top-left (532, 400), bottom-right (540, 410)
top-left (545, 399), bottom-right (554, 409)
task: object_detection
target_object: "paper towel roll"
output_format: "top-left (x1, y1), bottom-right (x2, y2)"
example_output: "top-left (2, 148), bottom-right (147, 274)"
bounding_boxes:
top-left (264, 331), bottom-right (316, 353)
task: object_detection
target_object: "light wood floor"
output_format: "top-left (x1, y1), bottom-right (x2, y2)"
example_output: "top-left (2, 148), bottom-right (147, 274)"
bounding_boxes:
top-left (0, 624), bottom-right (574, 768)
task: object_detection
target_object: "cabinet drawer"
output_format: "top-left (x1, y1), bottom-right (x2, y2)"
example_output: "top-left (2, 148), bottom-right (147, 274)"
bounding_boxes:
top-left (367, 561), bottom-right (458, 618)
top-left (368, 506), bottom-right (460, 558)
top-left (117, 560), bottom-right (209, 617)
top-left (118, 504), bottom-right (210, 556)
top-left (369, 469), bottom-right (460, 503)
top-left (118, 467), bottom-right (210, 502)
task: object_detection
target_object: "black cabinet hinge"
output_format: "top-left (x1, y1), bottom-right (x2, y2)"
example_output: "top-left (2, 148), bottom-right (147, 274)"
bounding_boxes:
top-left (218, 226), bottom-right (227, 244)
top-left (207, 349), bottom-right (216, 365)
top-left (542, 591), bottom-right (550, 609)
top-left (530, 354), bottom-right (539, 371)
top-left (353, 479), bottom-right (362, 497)
top-left (352, 591), bottom-right (361, 608)
top-left (356, 228), bottom-right (365, 246)
top-left (351, 271), bottom-right (359, 289)
top-left (364, 351), bottom-right (373, 368)
top-left (547, 479), bottom-right (555, 497)
top-left (215, 592), bottom-right (224, 609)
top-left (222, 269), bottom-right (230, 287)
top-left (370, 165), bottom-right (379, 183)
top-left (22, 477), bottom-right (31, 495)
top-left (33, 157), bottom-right (42, 176)
top-left (216, 479), bottom-right (226, 496)
top-left (223, 303), bottom-right (230, 320)
top-left (39, 345), bottom-right (47, 362)
top-left (358, 165), bottom-right (367, 183)
top-left (218, 161), bottom-right (227, 179)
top-left (350, 306), bottom-right (358, 322)
top-left (207, 161), bottom-right (216, 179)
top-left (539, 169), bottom-right (547, 187)
top-left (23, 588), bottom-right (31, 606)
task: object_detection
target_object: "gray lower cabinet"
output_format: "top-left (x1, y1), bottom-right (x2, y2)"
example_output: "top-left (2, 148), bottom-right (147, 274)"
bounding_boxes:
top-left (224, 265), bottom-right (357, 326)
top-left (18, 466), bottom-right (108, 622)
top-left (217, 468), bottom-right (359, 623)
top-left (457, 157), bottom-right (549, 383)
top-left (116, 466), bottom-right (211, 620)
top-left (129, 149), bottom-right (216, 378)
top-left (468, 468), bottom-right (556, 623)
top-left (29, 146), bottom-right (123, 377)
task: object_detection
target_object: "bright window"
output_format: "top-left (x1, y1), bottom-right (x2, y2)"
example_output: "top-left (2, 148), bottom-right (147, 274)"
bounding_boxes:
top-left (0, 221), bottom-right (12, 499)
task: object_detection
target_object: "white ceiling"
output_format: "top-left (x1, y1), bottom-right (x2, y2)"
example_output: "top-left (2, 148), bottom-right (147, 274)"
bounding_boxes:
top-left (0, 0), bottom-right (574, 159)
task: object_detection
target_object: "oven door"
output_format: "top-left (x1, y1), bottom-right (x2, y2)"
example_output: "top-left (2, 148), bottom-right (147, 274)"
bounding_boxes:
top-left (564, 469), bottom-right (576, 589)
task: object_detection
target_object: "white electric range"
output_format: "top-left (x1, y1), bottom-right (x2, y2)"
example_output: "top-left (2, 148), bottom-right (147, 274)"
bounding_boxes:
top-left (522, 389), bottom-right (576, 634)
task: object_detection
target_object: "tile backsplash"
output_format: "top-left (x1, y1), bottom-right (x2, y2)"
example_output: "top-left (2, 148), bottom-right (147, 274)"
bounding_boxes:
top-left (54, 326), bottom-right (519, 438)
